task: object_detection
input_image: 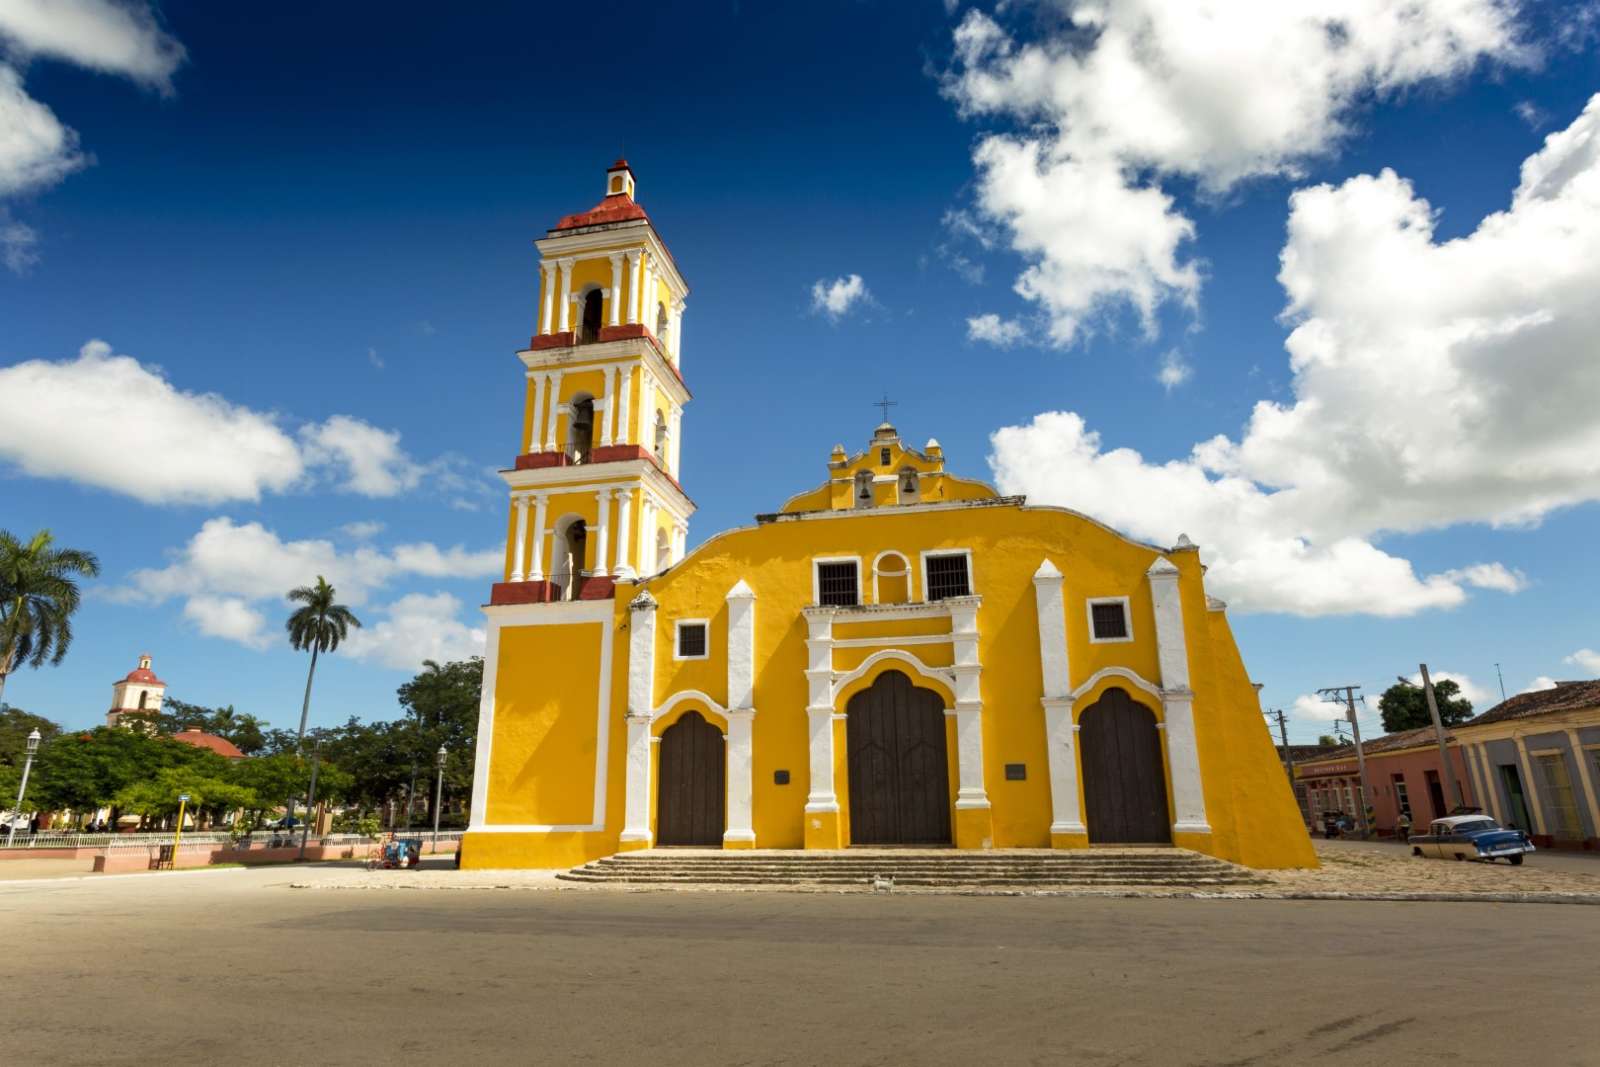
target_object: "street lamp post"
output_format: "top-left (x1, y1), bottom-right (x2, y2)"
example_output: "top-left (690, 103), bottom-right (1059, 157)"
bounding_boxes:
top-left (432, 745), bottom-right (447, 849)
top-left (6, 729), bottom-right (42, 848)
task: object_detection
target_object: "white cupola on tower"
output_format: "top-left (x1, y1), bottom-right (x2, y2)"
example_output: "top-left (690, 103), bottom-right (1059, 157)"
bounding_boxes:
top-left (606, 158), bottom-right (636, 199)
top-left (107, 653), bottom-right (168, 729)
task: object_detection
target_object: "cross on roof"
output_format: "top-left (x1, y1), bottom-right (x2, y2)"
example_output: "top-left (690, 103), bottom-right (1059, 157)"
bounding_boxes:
top-left (874, 393), bottom-right (897, 423)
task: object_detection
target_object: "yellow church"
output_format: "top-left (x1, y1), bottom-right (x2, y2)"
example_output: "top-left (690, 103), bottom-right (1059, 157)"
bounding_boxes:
top-left (462, 161), bottom-right (1315, 871)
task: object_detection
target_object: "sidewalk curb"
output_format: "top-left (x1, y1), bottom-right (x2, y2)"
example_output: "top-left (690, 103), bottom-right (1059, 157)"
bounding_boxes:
top-left (0, 866), bottom-right (250, 888)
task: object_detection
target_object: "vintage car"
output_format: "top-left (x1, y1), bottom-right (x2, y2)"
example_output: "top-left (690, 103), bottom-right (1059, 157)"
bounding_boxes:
top-left (1409, 814), bottom-right (1535, 864)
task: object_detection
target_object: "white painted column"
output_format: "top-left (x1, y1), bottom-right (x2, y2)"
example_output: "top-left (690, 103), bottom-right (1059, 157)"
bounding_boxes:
top-left (620, 591), bottom-right (658, 845)
top-left (1148, 556), bottom-right (1210, 833)
top-left (607, 253), bottom-right (623, 327)
top-left (538, 261), bottom-right (554, 335)
top-left (542, 371), bottom-right (563, 452)
top-left (613, 491), bottom-right (634, 580)
top-left (509, 495), bottom-right (529, 582)
top-left (626, 250), bottom-right (643, 324)
top-left (641, 371), bottom-right (657, 454)
top-left (1033, 561), bottom-right (1084, 835)
top-left (526, 373), bottom-right (545, 454)
top-left (724, 579), bottom-right (757, 845)
top-left (949, 597), bottom-right (989, 815)
top-left (556, 257), bottom-right (574, 333)
top-left (671, 524), bottom-right (686, 564)
top-left (616, 366), bottom-right (633, 446)
top-left (528, 493), bottom-right (548, 581)
top-left (467, 616), bottom-right (502, 828)
top-left (599, 365), bottom-right (617, 447)
top-left (1564, 729), bottom-right (1600, 841)
top-left (803, 608), bottom-right (839, 816)
top-left (669, 406), bottom-right (682, 478)
top-left (639, 497), bottom-right (656, 570)
top-left (593, 490), bottom-right (612, 578)
top-left (669, 298), bottom-right (684, 364)
top-left (641, 258), bottom-right (656, 331)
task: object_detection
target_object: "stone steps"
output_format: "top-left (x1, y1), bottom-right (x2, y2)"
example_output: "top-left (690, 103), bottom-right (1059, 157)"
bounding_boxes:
top-left (559, 848), bottom-right (1264, 888)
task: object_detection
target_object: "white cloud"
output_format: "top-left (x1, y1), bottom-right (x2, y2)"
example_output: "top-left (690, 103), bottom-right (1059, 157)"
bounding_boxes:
top-left (182, 596), bottom-right (270, 650)
top-left (1157, 350), bottom-right (1193, 391)
top-left (341, 592), bottom-right (486, 671)
top-left (1514, 99), bottom-right (1547, 129)
top-left (810, 274), bottom-right (870, 320)
top-left (367, 346), bottom-right (384, 370)
top-left (966, 312), bottom-right (1026, 347)
top-left (299, 415), bottom-right (423, 498)
top-left (1565, 649), bottom-right (1600, 675)
top-left (0, 64), bottom-right (84, 197)
top-left (0, 340), bottom-right (304, 504)
top-left (1291, 693), bottom-right (1349, 724)
top-left (989, 96), bottom-right (1600, 616)
top-left (340, 521), bottom-right (385, 540)
top-left (1522, 676), bottom-right (1559, 693)
top-left (0, 207), bottom-right (37, 272)
top-left (0, 0), bottom-right (185, 90)
top-left (113, 517), bottom-right (502, 651)
top-left (943, 1), bottom-right (1522, 343)
top-left (0, 340), bottom-right (439, 503)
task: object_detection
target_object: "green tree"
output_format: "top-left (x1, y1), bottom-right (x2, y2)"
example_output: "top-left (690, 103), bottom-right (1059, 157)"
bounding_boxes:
top-left (1316, 734), bottom-right (1341, 747)
top-left (30, 728), bottom-right (215, 822)
top-left (0, 529), bottom-right (101, 707)
top-left (1377, 679), bottom-right (1474, 733)
top-left (112, 766), bottom-right (258, 827)
top-left (395, 658), bottom-right (481, 824)
top-left (0, 706), bottom-right (59, 812)
top-left (161, 697), bottom-right (268, 755)
top-left (284, 576), bottom-right (361, 744)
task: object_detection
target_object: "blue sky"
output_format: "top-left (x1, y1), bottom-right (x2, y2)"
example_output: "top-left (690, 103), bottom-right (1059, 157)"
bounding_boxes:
top-left (1, 1), bottom-right (1597, 741)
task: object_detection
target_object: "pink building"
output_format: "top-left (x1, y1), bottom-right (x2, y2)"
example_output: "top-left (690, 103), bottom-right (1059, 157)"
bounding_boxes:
top-left (1294, 727), bottom-right (1478, 836)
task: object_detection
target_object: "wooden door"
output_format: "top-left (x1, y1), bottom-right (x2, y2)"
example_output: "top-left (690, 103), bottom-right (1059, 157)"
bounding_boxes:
top-left (1079, 688), bottom-right (1172, 844)
top-left (846, 670), bottom-right (952, 845)
top-left (656, 711), bottom-right (724, 846)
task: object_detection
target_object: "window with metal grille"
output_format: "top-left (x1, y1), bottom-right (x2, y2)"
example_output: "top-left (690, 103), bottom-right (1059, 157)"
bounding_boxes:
top-left (816, 561), bottom-right (859, 606)
top-left (925, 553), bottom-right (970, 600)
top-left (1090, 600), bottom-right (1129, 640)
top-left (676, 622), bottom-right (707, 659)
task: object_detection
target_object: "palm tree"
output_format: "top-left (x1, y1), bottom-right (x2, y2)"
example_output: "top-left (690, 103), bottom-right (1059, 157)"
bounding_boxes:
top-left (285, 576), bottom-right (361, 744)
top-left (0, 529), bottom-right (101, 707)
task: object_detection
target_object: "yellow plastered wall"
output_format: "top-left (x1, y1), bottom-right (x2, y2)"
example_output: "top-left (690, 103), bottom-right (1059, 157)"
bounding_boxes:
top-left (471, 501), bottom-right (1316, 869)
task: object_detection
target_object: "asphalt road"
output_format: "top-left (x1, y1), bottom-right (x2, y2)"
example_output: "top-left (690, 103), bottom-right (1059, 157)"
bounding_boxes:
top-left (1, 866), bottom-right (1595, 1066)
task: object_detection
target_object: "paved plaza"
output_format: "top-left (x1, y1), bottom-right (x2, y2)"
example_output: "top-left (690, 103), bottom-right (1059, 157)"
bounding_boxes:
top-left (2, 860), bottom-right (1596, 1065)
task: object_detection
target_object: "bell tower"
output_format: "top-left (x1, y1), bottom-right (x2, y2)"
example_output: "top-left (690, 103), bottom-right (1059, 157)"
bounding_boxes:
top-left (490, 161), bottom-right (694, 605)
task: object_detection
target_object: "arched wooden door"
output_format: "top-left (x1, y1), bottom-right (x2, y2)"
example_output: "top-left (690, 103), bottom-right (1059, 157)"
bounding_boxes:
top-left (846, 670), bottom-right (952, 845)
top-left (1079, 688), bottom-right (1171, 844)
top-left (656, 711), bottom-right (724, 846)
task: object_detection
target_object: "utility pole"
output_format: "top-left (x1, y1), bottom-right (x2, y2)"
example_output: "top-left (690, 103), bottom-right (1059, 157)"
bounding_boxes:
top-left (1319, 685), bottom-right (1371, 837)
top-left (1419, 664), bottom-right (1465, 809)
top-left (1493, 663), bottom-right (1507, 703)
top-left (1268, 709), bottom-right (1293, 778)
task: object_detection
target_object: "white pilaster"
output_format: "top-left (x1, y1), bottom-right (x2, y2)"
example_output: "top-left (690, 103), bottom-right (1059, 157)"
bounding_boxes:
top-left (640, 497), bottom-right (657, 570)
top-left (509, 494), bottom-right (529, 582)
top-left (726, 580), bottom-right (756, 712)
top-left (621, 591), bottom-right (658, 845)
top-left (616, 366), bottom-right (633, 446)
top-left (1513, 736), bottom-right (1549, 837)
top-left (669, 406), bottom-right (682, 478)
top-left (614, 491), bottom-right (634, 581)
top-left (1564, 729), bottom-right (1600, 842)
top-left (529, 492), bottom-right (548, 581)
top-left (642, 371), bottom-right (658, 453)
top-left (803, 607), bottom-right (839, 814)
top-left (1032, 561), bottom-right (1084, 834)
top-left (626, 250), bottom-right (643, 324)
top-left (556, 257), bottom-right (574, 333)
top-left (724, 710), bottom-right (756, 845)
top-left (607, 253), bottom-right (623, 327)
top-left (948, 597), bottom-right (989, 811)
top-left (543, 371), bottom-right (563, 452)
top-left (594, 490), bottom-right (612, 578)
top-left (669, 298), bottom-right (684, 364)
top-left (527, 373), bottom-right (545, 454)
top-left (642, 258), bottom-right (656, 331)
top-left (1148, 556), bottom-right (1209, 833)
top-left (671, 524), bottom-right (686, 564)
top-left (538, 261), bottom-right (554, 335)
top-left (599, 365), bottom-right (616, 447)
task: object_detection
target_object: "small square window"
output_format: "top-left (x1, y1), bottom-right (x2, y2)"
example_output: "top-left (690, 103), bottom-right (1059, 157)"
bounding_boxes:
top-left (1089, 599), bottom-right (1130, 641)
top-left (926, 553), bottom-right (971, 600)
top-left (675, 621), bottom-right (708, 659)
top-left (817, 561), bottom-right (860, 606)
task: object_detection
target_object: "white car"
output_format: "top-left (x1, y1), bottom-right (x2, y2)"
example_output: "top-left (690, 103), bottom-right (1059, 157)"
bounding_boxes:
top-left (1410, 814), bottom-right (1536, 864)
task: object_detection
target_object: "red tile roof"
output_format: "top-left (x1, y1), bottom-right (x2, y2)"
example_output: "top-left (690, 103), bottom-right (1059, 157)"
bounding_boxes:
top-left (170, 728), bottom-right (245, 759)
top-left (1466, 679), bottom-right (1600, 726)
top-left (118, 666), bottom-right (165, 685)
top-left (552, 193), bottom-right (649, 232)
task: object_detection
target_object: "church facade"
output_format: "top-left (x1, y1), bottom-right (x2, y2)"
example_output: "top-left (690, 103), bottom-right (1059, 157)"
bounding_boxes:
top-left (462, 163), bottom-right (1315, 871)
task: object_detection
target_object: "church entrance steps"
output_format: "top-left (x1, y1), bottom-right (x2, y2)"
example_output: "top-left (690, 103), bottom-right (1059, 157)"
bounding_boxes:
top-left (558, 848), bottom-right (1265, 888)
